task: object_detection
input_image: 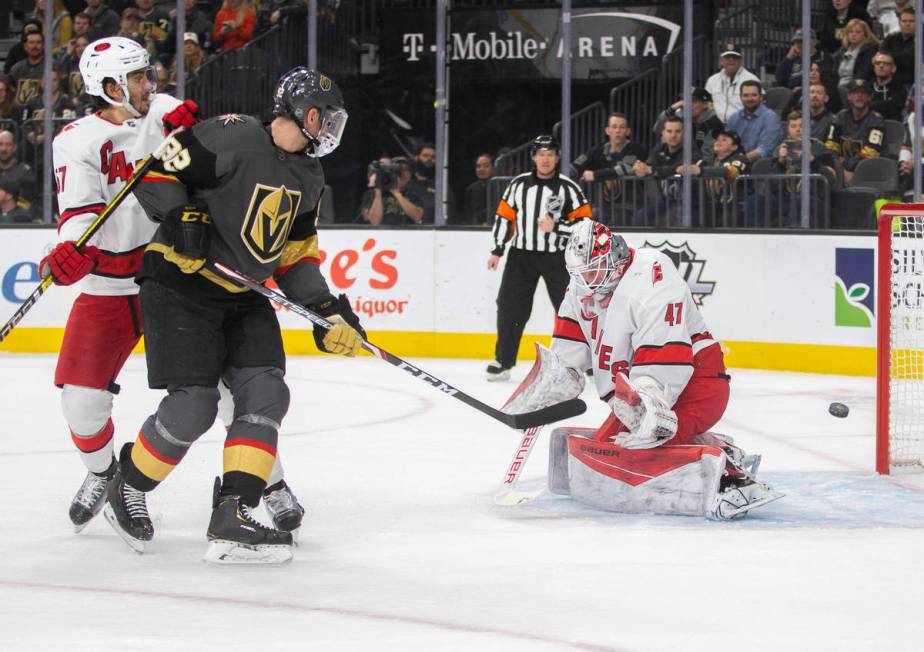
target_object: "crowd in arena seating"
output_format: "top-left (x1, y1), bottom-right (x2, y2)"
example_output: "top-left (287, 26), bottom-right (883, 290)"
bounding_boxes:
top-left (0, 0), bottom-right (309, 221)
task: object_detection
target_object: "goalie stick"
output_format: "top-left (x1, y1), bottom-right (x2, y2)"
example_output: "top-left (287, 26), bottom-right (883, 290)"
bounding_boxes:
top-left (0, 127), bottom-right (185, 343)
top-left (206, 261), bottom-right (586, 430)
top-left (493, 425), bottom-right (546, 505)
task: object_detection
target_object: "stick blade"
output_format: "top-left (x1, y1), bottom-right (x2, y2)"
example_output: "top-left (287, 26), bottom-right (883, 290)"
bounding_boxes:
top-left (507, 398), bottom-right (586, 429)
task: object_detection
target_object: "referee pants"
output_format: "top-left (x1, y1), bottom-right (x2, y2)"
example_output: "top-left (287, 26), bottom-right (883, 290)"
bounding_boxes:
top-left (495, 248), bottom-right (569, 368)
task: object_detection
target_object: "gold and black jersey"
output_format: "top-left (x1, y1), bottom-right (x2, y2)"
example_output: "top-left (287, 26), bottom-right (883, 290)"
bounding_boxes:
top-left (133, 114), bottom-right (328, 306)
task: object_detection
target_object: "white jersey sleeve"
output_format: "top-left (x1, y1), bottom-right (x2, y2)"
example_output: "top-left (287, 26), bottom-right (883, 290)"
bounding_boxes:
top-left (550, 287), bottom-right (593, 373)
top-left (54, 128), bottom-right (109, 244)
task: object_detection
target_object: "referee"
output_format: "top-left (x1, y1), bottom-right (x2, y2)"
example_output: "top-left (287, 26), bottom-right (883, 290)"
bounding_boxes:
top-left (486, 135), bottom-right (592, 381)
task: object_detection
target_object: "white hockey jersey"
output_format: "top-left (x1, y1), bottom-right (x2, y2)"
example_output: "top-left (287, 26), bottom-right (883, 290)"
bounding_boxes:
top-left (52, 93), bottom-right (181, 295)
top-left (551, 248), bottom-right (719, 407)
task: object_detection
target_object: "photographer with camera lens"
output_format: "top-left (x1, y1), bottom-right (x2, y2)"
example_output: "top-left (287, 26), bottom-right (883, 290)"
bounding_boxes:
top-left (360, 156), bottom-right (426, 225)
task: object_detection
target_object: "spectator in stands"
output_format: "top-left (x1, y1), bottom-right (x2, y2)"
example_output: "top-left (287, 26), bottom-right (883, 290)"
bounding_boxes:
top-left (161, 0), bottom-right (213, 60)
top-left (651, 87), bottom-right (723, 164)
top-left (360, 157), bottom-right (427, 225)
top-left (0, 77), bottom-right (16, 121)
top-left (824, 78), bottom-right (887, 184)
top-left (725, 81), bottom-right (783, 162)
top-left (573, 112), bottom-right (647, 218)
top-left (136, 0), bottom-right (171, 59)
top-left (868, 51), bottom-right (906, 121)
top-left (85, 0), bottom-right (120, 41)
top-left (256, 0), bottom-right (307, 38)
top-left (820, 0), bottom-right (873, 54)
top-left (867, 0), bottom-right (902, 35)
top-left (32, 0), bottom-right (73, 55)
top-left (0, 179), bottom-right (33, 223)
top-left (4, 20), bottom-right (43, 76)
top-left (676, 128), bottom-right (749, 226)
top-left (56, 12), bottom-right (90, 68)
top-left (0, 130), bottom-right (37, 210)
top-left (632, 117), bottom-right (685, 226)
top-left (22, 66), bottom-right (76, 154)
top-left (212, 0), bottom-right (256, 51)
top-left (457, 153), bottom-right (494, 226)
top-left (9, 30), bottom-right (45, 109)
top-left (169, 32), bottom-right (206, 87)
top-left (407, 142), bottom-right (437, 222)
top-left (59, 35), bottom-right (88, 99)
top-left (117, 7), bottom-right (144, 45)
top-left (899, 85), bottom-right (924, 193)
top-left (767, 111), bottom-right (838, 226)
top-left (881, 7), bottom-right (916, 87)
top-left (705, 43), bottom-right (759, 123)
top-left (833, 19), bottom-right (879, 95)
top-left (782, 67), bottom-right (842, 127)
top-left (775, 29), bottom-right (835, 90)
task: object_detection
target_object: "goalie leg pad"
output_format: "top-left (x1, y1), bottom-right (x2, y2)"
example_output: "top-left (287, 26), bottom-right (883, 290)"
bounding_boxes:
top-left (502, 343), bottom-right (585, 415)
top-left (547, 427), bottom-right (595, 495)
top-left (566, 437), bottom-right (727, 516)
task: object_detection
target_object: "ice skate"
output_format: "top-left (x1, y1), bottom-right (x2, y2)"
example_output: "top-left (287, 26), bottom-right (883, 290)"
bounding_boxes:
top-left (486, 361), bottom-right (512, 382)
top-left (263, 480), bottom-right (305, 534)
top-left (69, 457), bottom-right (117, 533)
top-left (204, 493), bottom-right (293, 565)
top-left (103, 460), bottom-right (154, 553)
top-left (709, 476), bottom-right (784, 520)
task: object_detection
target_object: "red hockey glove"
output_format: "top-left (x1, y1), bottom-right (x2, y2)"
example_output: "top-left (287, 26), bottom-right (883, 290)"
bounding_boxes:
top-left (163, 99), bottom-right (200, 133)
top-left (40, 242), bottom-right (100, 286)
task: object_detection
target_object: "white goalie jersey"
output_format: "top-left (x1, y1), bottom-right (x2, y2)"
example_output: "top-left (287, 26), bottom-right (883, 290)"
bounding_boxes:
top-left (551, 248), bottom-right (719, 407)
top-left (52, 93), bottom-right (181, 296)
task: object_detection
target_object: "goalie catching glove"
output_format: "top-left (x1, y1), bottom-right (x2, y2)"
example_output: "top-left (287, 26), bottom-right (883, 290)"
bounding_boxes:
top-left (608, 373), bottom-right (678, 449)
top-left (309, 294), bottom-right (366, 357)
top-left (165, 204), bottom-right (210, 274)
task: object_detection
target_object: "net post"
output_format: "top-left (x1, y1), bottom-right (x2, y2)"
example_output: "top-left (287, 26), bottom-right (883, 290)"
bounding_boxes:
top-left (876, 204), bottom-right (895, 474)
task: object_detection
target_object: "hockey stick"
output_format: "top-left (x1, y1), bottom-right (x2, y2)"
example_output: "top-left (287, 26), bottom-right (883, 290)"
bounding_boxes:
top-left (207, 260), bottom-right (586, 430)
top-left (0, 128), bottom-right (184, 343)
top-left (493, 425), bottom-right (546, 505)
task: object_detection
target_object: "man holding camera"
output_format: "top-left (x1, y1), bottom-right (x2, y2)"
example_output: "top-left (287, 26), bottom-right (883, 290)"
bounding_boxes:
top-left (360, 157), bottom-right (427, 225)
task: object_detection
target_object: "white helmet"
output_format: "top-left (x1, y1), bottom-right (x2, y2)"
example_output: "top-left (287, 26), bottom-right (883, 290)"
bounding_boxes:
top-left (564, 220), bottom-right (631, 295)
top-left (79, 37), bottom-right (155, 117)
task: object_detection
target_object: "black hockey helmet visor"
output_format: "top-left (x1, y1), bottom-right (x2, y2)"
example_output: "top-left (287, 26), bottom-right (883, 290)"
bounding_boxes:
top-left (272, 67), bottom-right (348, 157)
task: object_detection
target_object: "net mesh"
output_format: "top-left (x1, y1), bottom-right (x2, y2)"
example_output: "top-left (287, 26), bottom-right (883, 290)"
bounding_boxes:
top-left (886, 214), bottom-right (924, 471)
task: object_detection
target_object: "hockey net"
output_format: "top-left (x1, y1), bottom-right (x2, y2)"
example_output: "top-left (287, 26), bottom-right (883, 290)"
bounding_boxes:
top-left (877, 204), bottom-right (924, 474)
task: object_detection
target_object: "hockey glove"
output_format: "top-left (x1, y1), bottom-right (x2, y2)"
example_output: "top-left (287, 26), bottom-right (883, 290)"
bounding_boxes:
top-left (40, 241), bottom-right (100, 286)
top-left (163, 99), bottom-right (200, 133)
top-left (165, 204), bottom-right (210, 274)
top-left (309, 294), bottom-right (366, 357)
top-left (609, 374), bottom-right (678, 449)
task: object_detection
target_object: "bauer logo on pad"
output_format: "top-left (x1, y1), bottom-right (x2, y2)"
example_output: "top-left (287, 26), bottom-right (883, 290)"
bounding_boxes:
top-left (834, 248), bottom-right (874, 327)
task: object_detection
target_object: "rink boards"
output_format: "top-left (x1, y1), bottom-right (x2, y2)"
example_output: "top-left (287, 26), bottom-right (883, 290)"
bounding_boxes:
top-left (0, 228), bottom-right (881, 375)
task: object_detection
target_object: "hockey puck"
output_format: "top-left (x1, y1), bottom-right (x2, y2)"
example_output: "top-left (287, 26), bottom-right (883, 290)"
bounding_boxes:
top-left (828, 402), bottom-right (849, 418)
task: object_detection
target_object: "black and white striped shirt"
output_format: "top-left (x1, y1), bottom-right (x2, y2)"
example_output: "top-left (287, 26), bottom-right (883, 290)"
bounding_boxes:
top-left (491, 172), bottom-right (591, 255)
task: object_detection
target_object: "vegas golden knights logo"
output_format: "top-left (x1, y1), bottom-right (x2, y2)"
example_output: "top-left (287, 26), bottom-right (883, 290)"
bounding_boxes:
top-left (320, 75), bottom-right (332, 91)
top-left (241, 184), bottom-right (303, 263)
top-left (16, 79), bottom-right (39, 106)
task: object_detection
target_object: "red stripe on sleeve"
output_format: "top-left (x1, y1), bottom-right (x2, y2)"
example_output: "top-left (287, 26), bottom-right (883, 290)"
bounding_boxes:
top-left (58, 203), bottom-right (106, 231)
top-left (553, 316), bottom-right (586, 343)
top-left (632, 342), bottom-right (693, 366)
top-left (275, 256), bottom-right (321, 277)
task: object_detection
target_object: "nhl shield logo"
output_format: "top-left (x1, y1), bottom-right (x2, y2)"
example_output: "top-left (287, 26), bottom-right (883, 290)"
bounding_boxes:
top-left (641, 240), bottom-right (716, 306)
top-left (241, 184), bottom-right (303, 263)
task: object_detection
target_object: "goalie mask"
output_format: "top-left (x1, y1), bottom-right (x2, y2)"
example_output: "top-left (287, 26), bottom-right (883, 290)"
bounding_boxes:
top-left (273, 67), bottom-right (348, 157)
top-left (565, 220), bottom-right (631, 294)
top-left (79, 37), bottom-right (156, 118)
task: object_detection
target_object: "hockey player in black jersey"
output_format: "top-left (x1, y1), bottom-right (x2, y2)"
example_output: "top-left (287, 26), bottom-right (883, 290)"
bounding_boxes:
top-left (104, 68), bottom-right (365, 563)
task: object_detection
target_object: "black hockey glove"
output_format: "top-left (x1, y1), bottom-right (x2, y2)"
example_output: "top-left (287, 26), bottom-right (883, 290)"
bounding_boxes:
top-left (309, 294), bottom-right (366, 357)
top-left (165, 204), bottom-right (211, 274)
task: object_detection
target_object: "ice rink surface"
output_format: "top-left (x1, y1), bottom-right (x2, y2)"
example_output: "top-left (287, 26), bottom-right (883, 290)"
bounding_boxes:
top-left (1, 352), bottom-right (923, 651)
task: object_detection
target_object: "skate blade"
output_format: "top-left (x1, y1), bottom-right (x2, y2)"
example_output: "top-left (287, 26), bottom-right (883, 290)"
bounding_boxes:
top-left (715, 489), bottom-right (785, 520)
top-left (72, 521), bottom-right (89, 534)
top-left (103, 505), bottom-right (147, 554)
top-left (203, 539), bottom-right (293, 565)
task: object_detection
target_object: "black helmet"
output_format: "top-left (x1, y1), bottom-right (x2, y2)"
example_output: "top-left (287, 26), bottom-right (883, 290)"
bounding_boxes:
top-left (272, 67), bottom-right (348, 157)
top-left (530, 134), bottom-right (560, 157)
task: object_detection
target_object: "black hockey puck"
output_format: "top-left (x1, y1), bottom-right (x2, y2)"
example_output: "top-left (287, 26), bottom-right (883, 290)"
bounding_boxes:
top-left (828, 402), bottom-right (849, 418)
